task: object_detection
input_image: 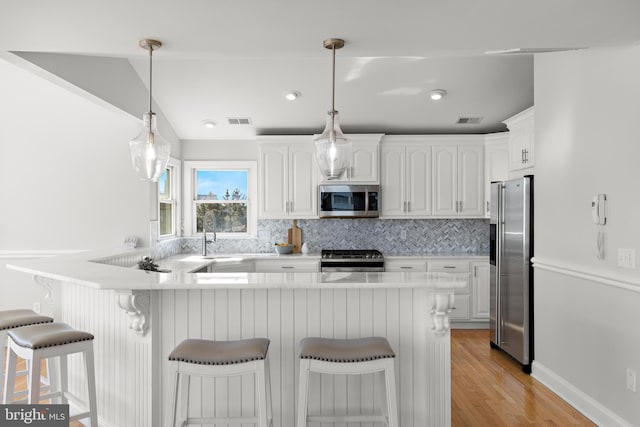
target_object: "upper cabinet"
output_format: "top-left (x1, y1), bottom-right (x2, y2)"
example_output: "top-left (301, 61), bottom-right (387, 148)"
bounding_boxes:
top-left (259, 137), bottom-right (318, 219)
top-left (503, 107), bottom-right (535, 174)
top-left (380, 137), bottom-right (432, 217)
top-left (483, 133), bottom-right (510, 217)
top-left (432, 138), bottom-right (484, 217)
top-left (319, 134), bottom-right (383, 183)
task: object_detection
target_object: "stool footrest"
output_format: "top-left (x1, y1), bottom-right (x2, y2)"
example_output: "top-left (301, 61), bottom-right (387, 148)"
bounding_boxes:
top-left (308, 415), bottom-right (388, 423)
top-left (186, 416), bottom-right (260, 424)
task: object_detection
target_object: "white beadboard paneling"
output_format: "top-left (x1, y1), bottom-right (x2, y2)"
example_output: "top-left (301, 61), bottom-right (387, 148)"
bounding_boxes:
top-left (57, 283), bottom-right (452, 427)
top-left (158, 288), bottom-right (451, 427)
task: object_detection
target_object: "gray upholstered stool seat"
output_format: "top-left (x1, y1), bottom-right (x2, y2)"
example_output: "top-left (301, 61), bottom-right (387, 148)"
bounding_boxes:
top-left (7, 322), bottom-right (94, 350)
top-left (297, 336), bottom-right (398, 427)
top-left (0, 309), bottom-right (53, 331)
top-left (1, 309), bottom-right (54, 402)
top-left (3, 322), bottom-right (98, 426)
top-left (300, 337), bottom-right (395, 363)
top-left (169, 338), bottom-right (272, 427)
top-left (169, 338), bottom-right (269, 365)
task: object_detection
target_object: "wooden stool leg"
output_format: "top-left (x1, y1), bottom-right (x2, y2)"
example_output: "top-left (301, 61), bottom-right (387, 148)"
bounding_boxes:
top-left (265, 356), bottom-right (273, 426)
top-left (296, 359), bottom-right (310, 427)
top-left (384, 359), bottom-right (399, 427)
top-left (3, 343), bottom-right (17, 404)
top-left (28, 354), bottom-right (41, 404)
top-left (170, 370), bottom-right (181, 427)
top-left (255, 360), bottom-right (268, 427)
top-left (57, 355), bottom-right (67, 404)
top-left (83, 346), bottom-right (98, 426)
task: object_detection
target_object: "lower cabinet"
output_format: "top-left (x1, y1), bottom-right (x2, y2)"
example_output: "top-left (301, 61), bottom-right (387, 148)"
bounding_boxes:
top-left (384, 258), bottom-right (428, 272)
top-left (471, 261), bottom-right (490, 319)
top-left (426, 258), bottom-right (489, 327)
top-left (254, 259), bottom-right (319, 272)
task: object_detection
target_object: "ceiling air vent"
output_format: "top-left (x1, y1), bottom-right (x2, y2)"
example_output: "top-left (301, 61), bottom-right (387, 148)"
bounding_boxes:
top-left (227, 117), bottom-right (252, 125)
top-left (456, 117), bottom-right (483, 125)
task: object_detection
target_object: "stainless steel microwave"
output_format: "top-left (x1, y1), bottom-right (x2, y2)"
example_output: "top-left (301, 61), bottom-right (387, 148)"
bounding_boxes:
top-left (318, 185), bottom-right (380, 218)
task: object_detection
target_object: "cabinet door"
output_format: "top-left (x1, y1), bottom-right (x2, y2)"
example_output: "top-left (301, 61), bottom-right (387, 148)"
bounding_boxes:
top-left (432, 145), bottom-right (458, 216)
top-left (289, 145), bottom-right (318, 217)
top-left (350, 140), bottom-right (379, 182)
top-left (471, 262), bottom-right (490, 319)
top-left (508, 112), bottom-right (534, 171)
top-left (260, 145), bottom-right (288, 218)
top-left (458, 145), bottom-right (484, 216)
top-left (380, 144), bottom-right (406, 217)
top-left (406, 143), bottom-right (432, 216)
top-left (484, 140), bottom-right (509, 217)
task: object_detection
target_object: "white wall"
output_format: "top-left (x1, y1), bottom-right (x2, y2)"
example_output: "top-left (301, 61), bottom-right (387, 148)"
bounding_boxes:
top-left (533, 46), bottom-right (640, 426)
top-left (181, 139), bottom-right (259, 161)
top-left (0, 58), bottom-right (151, 312)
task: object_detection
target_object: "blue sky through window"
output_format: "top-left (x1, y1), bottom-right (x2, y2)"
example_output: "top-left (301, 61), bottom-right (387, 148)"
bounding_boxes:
top-left (197, 170), bottom-right (248, 200)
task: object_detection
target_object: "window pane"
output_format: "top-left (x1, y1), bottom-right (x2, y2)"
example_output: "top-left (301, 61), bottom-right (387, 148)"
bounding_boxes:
top-left (159, 202), bottom-right (173, 235)
top-left (196, 203), bottom-right (247, 233)
top-left (196, 170), bottom-right (248, 201)
top-left (159, 168), bottom-right (171, 200)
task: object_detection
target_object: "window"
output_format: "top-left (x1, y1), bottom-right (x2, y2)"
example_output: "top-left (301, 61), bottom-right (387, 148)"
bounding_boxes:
top-left (184, 161), bottom-right (257, 237)
top-left (158, 159), bottom-right (181, 238)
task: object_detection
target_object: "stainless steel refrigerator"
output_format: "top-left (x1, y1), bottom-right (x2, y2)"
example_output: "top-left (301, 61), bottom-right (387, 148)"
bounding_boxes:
top-left (489, 176), bottom-right (534, 373)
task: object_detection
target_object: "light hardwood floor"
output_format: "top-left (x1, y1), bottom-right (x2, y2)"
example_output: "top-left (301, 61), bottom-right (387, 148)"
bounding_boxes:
top-left (452, 329), bottom-right (595, 426)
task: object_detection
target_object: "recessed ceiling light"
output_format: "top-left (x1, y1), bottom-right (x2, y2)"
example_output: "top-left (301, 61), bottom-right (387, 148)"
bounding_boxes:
top-left (429, 89), bottom-right (447, 101)
top-left (284, 90), bottom-right (301, 101)
top-left (202, 120), bottom-right (216, 129)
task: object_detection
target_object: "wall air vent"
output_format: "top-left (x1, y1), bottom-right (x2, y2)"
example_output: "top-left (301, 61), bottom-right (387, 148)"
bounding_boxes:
top-left (227, 117), bottom-right (252, 125)
top-left (456, 117), bottom-right (483, 125)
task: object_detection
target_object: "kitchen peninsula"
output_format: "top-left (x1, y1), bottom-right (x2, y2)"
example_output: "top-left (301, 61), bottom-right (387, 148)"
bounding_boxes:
top-left (8, 249), bottom-right (467, 427)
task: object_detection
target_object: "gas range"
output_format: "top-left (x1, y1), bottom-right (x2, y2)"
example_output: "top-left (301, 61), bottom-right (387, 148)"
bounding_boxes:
top-left (320, 249), bottom-right (385, 272)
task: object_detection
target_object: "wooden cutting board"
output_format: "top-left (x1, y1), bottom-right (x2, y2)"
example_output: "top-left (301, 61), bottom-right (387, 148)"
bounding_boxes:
top-left (288, 219), bottom-right (302, 253)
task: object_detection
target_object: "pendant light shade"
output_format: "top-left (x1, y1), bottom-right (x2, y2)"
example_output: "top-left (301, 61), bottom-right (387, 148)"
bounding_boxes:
top-left (314, 38), bottom-right (351, 180)
top-left (130, 39), bottom-right (170, 182)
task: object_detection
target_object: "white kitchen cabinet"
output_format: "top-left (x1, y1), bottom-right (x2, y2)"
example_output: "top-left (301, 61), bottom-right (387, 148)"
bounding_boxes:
top-left (484, 133), bottom-right (510, 217)
top-left (384, 258), bottom-right (428, 272)
top-left (254, 258), bottom-right (319, 272)
top-left (427, 258), bottom-right (489, 326)
top-left (503, 107), bottom-right (534, 173)
top-left (320, 134), bottom-right (383, 183)
top-left (259, 137), bottom-right (318, 219)
top-left (471, 261), bottom-right (490, 319)
top-left (432, 142), bottom-right (484, 217)
top-left (380, 137), bottom-right (431, 217)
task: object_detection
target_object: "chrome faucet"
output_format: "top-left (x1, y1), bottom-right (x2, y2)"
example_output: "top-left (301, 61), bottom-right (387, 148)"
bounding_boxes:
top-left (202, 211), bottom-right (217, 256)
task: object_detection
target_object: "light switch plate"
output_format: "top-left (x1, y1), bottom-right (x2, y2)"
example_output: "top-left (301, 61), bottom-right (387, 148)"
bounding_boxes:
top-left (618, 248), bottom-right (636, 268)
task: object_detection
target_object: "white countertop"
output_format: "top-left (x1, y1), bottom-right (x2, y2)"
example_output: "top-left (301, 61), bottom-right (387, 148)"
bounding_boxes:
top-left (6, 250), bottom-right (480, 292)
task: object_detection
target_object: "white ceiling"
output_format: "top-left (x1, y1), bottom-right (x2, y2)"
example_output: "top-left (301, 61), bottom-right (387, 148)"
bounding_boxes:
top-left (2, 0), bottom-right (640, 140)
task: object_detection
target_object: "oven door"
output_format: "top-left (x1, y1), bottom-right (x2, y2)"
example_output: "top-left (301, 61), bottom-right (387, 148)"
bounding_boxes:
top-left (320, 261), bottom-right (385, 272)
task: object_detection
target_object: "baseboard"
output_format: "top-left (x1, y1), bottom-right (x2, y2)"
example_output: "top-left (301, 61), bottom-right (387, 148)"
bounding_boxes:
top-left (532, 361), bottom-right (633, 427)
top-left (451, 321), bottom-right (488, 330)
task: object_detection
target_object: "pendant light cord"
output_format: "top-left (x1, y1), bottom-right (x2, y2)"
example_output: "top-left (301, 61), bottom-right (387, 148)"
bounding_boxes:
top-left (148, 46), bottom-right (154, 114)
top-left (330, 43), bottom-right (336, 133)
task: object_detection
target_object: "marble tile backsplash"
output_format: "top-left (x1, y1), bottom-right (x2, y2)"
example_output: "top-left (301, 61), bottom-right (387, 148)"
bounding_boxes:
top-left (182, 218), bottom-right (489, 256)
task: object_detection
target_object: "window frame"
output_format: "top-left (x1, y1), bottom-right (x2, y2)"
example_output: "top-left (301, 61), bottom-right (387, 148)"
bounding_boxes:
top-left (183, 160), bottom-right (258, 238)
top-left (158, 158), bottom-right (181, 239)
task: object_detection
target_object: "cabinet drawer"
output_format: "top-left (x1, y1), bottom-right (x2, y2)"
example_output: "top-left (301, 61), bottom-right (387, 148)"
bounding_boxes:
top-left (450, 294), bottom-right (470, 320)
top-left (384, 259), bottom-right (427, 272)
top-left (254, 260), bottom-right (319, 272)
top-left (427, 260), bottom-right (470, 272)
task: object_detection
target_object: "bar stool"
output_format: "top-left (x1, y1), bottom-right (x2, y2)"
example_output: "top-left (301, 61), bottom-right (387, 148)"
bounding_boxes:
top-left (169, 338), bottom-right (272, 427)
top-left (3, 322), bottom-right (97, 426)
top-left (297, 336), bottom-right (399, 427)
top-left (0, 309), bottom-right (54, 400)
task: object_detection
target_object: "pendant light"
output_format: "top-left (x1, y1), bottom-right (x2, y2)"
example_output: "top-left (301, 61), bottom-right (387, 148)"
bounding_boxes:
top-left (314, 38), bottom-right (352, 180)
top-left (129, 39), bottom-right (170, 182)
